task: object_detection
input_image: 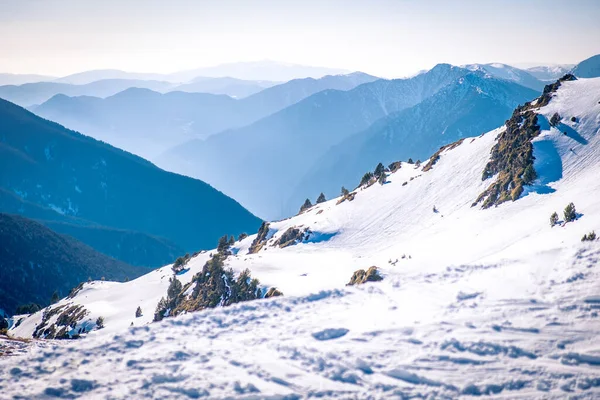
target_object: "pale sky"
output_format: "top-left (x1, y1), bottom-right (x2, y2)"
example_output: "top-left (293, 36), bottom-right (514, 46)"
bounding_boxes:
top-left (1, 0), bottom-right (599, 78)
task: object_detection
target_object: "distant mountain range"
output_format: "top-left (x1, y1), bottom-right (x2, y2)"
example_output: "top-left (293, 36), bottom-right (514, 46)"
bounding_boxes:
top-left (0, 213), bottom-right (145, 315)
top-left (165, 60), bottom-right (350, 82)
top-left (30, 73), bottom-right (378, 160)
top-left (0, 79), bottom-right (175, 107)
top-left (169, 77), bottom-right (279, 98)
top-left (156, 64), bottom-right (474, 218)
top-left (0, 98), bottom-right (261, 264)
top-left (0, 73), bottom-right (56, 86)
top-left (46, 61), bottom-right (349, 84)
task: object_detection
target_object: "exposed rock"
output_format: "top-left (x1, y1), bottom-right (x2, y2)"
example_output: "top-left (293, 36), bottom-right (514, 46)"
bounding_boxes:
top-left (388, 161), bottom-right (402, 173)
top-left (274, 227), bottom-right (310, 248)
top-left (33, 304), bottom-right (89, 339)
top-left (347, 266), bottom-right (383, 285)
top-left (472, 76), bottom-right (576, 209)
top-left (248, 222), bottom-right (270, 254)
top-left (264, 287), bottom-right (283, 298)
top-left (422, 139), bottom-right (465, 172)
top-left (336, 191), bottom-right (357, 205)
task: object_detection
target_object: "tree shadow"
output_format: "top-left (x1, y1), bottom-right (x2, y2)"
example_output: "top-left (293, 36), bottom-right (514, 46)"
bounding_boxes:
top-left (557, 122), bottom-right (588, 145)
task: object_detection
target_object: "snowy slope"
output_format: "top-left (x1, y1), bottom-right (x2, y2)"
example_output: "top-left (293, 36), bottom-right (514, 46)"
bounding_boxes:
top-left (571, 54), bottom-right (600, 78)
top-left (3, 78), bottom-right (600, 398)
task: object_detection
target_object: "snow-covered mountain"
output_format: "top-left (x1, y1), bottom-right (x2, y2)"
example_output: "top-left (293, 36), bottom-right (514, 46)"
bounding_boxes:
top-left (463, 63), bottom-right (545, 91)
top-left (570, 54), bottom-right (600, 78)
top-left (526, 64), bottom-right (575, 81)
top-left (289, 73), bottom-right (538, 210)
top-left (157, 64), bottom-right (470, 219)
top-left (4, 76), bottom-right (599, 398)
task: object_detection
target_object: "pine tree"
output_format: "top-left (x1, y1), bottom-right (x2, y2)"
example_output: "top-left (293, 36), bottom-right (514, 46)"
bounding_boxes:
top-left (237, 232), bottom-right (248, 241)
top-left (522, 164), bottom-right (537, 184)
top-left (360, 172), bottom-right (374, 186)
top-left (582, 231), bottom-right (597, 241)
top-left (167, 277), bottom-right (182, 305)
top-left (217, 234), bottom-right (230, 254)
top-left (407, 158), bottom-right (414, 164)
top-left (378, 173), bottom-right (386, 185)
top-left (96, 316), bottom-right (104, 329)
top-left (550, 212), bottom-right (559, 227)
top-left (341, 186), bottom-right (349, 197)
top-left (135, 306), bottom-right (142, 318)
top-left (300, 198), bottom-right (312, 212)
top-left (153, 298), bottom-right (167, 322)
top-left (50, 291), bottom-right (59, 305)
top-left (374, 162), bottom-right (385, 177)
top-left (316, 193), bottom-right (326, 203)
top-left (229, 235), bottom-right (236, 246)
top-left (564, 202), bottom-right (576, 223)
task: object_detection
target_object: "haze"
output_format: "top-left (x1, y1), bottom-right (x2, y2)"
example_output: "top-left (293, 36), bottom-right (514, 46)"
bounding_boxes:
top-left (2, 0), bottom-right (600, 78)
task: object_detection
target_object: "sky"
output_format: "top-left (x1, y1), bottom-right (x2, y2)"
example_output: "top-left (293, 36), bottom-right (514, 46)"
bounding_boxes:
top-left (1, 0), bottom-right (600, 78)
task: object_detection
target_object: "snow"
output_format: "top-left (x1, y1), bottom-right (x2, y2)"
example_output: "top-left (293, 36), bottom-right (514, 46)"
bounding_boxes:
top-left (2, 78), bottom-right (600, 398)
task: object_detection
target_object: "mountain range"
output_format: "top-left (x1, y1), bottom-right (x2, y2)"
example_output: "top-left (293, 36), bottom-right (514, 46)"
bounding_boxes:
top-left (30, 72), bottom-right (378, 160)
top-left (0, 98), bottom-right (261, 264)
top-left (290, 72), bottom-right (538, 209)
top-left (158, 64), bottom-right (538, 219)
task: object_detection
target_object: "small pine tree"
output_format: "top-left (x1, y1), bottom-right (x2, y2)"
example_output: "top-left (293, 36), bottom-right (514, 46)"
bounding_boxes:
top-left (96, 316), bottom-right (104, 329)
top-left (300, 198), bottom-right (312, 212)
top-left (237, 232), bottom-right (248, 241)
top-left (316, 193), bottom-right (326, 203)
top-left (135, 306), bottom-right (142, 318)
top-left (582, 231), bottom-right (597, 242)
top-left (50, 291), bottom-right (59, 305)
top-left (407, 158), bottom-right (414, 164)
top-left (522, 164), bottom-right (537, 185)
top-left (217, 234), bottom-right (230, 254)
top-left (229, 235), bottom-right (236, 246)
top-left (153, 298), bottom-right (167, 322)
top-left (167, 277), bottom-right (182, 304)
top-left (550, 212), bottom-right (559, 227)
top-left (360, 172), bottom-right (374, 186)
top-left (564, 202), bottom-right (576, 223)
top-left (374, 162), bottom-right (385, 177)
top-left (378, 173), bottom-right (386, 185)
top-left (341, 186), bottom-right (349, 197)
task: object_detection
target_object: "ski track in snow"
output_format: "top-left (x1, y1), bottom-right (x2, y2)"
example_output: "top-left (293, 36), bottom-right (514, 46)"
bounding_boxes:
top-left (2, 78), bottom-right (600, 399)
